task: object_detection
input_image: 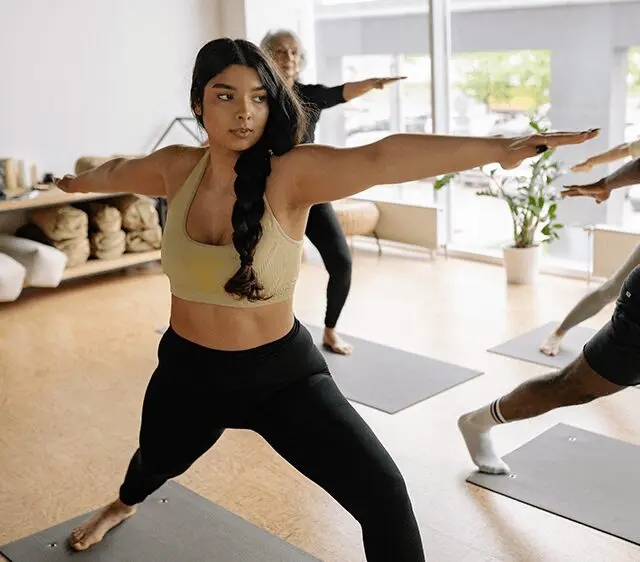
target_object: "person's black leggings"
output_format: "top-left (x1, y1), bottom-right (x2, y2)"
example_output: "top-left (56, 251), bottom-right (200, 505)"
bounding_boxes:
top-left (119, 320), bottom-right (425, 561)
top-left (305, 203), bottom-right (352, 329)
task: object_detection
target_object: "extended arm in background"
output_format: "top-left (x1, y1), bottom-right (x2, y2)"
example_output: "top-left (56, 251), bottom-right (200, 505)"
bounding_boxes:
top-left (342, 77), bottom-right (406, 102)
top-left (571, 138), bottom-right (640, 172)
top-left (563, 157), bottom-right (640, 203)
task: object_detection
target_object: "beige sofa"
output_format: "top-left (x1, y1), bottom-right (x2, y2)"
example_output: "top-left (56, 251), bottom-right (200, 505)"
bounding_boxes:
top-left (332, 198), bottom-right (381, 255)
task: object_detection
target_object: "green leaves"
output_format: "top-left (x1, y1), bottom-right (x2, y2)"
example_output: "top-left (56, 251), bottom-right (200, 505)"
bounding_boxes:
top-left (476, 189), bottom-right (496, 198)
top-left (471, 116), bottom-right (565, 248)
top-left (433, 173), bottom-right (457, 191)
top-left (529, 119), bottom-right (544, 133)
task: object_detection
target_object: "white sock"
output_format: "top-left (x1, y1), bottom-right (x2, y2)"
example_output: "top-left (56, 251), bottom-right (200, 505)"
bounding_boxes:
top-left (458, 399), bottom-right (511, 474)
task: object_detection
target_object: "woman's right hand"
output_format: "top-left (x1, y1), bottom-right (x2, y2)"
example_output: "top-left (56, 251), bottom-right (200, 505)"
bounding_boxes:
top-left (54, 175), bottom-right (76, 193)
top-left (561, 179), bottom-right (611, 203)
top-left (570, 159), bottom-right (594, 173)
top-left (498, 129), bottom-right (600, 170)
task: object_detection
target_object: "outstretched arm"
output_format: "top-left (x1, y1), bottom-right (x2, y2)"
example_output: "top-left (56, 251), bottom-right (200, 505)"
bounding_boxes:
top-left (289, 129), bottom-right (599, 206)
top-left (55, 146), bottom-right (177, 197)
top-left (571, 138), bottom-right (640, 172)
top-left (301, 77), bottom-right (406, 111)
top-left (562, 157), bottom-right (640, 204)
top-left (342, 77), bottom-right (406, 102)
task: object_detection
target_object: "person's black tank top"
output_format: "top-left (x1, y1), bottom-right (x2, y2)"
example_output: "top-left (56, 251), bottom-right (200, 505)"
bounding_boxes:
top-left (294, 82), bottom-right (346, 144)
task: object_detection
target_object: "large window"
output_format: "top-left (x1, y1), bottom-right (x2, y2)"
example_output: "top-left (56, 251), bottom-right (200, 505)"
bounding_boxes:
top-left (314, 2), bottom-right (639, 272)
top-left (313, 0), bottom-right (434, 206)
top-left (340, 53), bottom-right (435, 205)
top-left (343, 55), bottom-right (395, 148)
top-left (448, 50), bottom-right (551, 251)
top-left (623, 47), bottom-right (640, 231)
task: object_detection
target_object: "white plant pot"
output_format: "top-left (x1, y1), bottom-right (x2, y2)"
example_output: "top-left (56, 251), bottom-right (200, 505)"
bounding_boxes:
top-left (502, 244), bottom-right (541, 285)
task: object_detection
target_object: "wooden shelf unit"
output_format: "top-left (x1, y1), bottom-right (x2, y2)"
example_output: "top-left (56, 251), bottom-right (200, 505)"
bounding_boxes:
top-left (0, 189), bottom-right (161, 284)
top-left (61, 250), bottom-right (161, 281)
top-left (0, 188), bottom-right (123, 212)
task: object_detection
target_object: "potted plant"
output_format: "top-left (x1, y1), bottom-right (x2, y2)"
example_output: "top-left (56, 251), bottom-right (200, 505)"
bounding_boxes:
top-left (433, 118), bottom-right (564, 284)
top-left (476, 119), bottom-right (564, 284)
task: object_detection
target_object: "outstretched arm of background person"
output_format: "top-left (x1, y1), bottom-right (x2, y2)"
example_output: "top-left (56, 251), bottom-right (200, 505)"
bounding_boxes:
top-left (562, 157), bottom-right (640, 203)
top-left (289, 129), bottom-right (599, 207)
top-left (342, 76), bottom-right (407, 102)
top-left (570, 138), bottom-right (640, 172)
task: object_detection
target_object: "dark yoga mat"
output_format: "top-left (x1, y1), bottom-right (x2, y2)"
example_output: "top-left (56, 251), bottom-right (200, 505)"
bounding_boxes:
top-left (0, 482), bottom-right (319, 562)
top-left (305, 324), bottom-right (482, 414)
top-left (488, 322), bottom-right (597, 369)
top-left (155, 325), bottom-right (482, 414)
top-left (467, 423), bottom-right (640, 546)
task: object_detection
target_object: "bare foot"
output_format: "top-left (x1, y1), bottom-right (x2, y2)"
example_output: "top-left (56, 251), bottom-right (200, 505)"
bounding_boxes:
top-left (540, 330), bottom-right (565, 356)
top-left (323, 328), bottom-right (353, 355)
top-left (69, 499), bottom-right (137, 551)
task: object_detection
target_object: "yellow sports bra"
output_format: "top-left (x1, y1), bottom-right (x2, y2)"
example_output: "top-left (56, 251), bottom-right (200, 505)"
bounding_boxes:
top-left (161, 150), bottom-right (304, 307)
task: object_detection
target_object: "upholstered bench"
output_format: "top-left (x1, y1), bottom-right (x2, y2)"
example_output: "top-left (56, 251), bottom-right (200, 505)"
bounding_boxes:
top-left (332, 199), bottom-right (381, 255)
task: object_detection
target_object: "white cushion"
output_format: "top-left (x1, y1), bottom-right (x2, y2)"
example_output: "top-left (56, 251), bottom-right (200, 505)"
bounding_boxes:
top-left (0, 252), bottom-right (26, 301)
top-left (0, 234), bottom-right (68, 288)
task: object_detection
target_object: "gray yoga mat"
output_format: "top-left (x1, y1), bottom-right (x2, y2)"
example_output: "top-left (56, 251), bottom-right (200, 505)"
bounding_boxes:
top-left (155, 325), bottom-right (482, 414)
top-left (467, 423), bottom-right (640, 546)
top-left (488, 322), bottom-right (597, 369)
top-left (305, 324), bottom-right (482, 414)
top-left (0, 481), bottom-right (319, 562)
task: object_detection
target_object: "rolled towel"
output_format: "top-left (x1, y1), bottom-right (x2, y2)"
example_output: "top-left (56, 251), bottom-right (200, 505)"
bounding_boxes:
top-left (0, 252), bottom-right (27, 302)
top-left (90, 230), bottom-right (126, 260)
top-left (30, 205), bottom-right (88, 242)
top-left (55, 237), bottom-right (91, 267)
top-left (15, 222), bottom-right (90, 267)
top-left (0, 234), bottom-right (67, 287)
top-left (115, 195), bottom-right (160, 231)
top-left (125, 226), bottom-right (162, 252)
top-left (88, 203), bottom-right (122, 234)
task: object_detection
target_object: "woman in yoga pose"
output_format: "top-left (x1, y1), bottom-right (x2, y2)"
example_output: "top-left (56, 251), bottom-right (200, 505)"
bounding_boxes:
top-left (459, 155), bottom-right (640, 476)
top-left (540, 137), bottom-right (640, 356)
top-left (55, 38), bottom-right (595, 560)
top-left (261, 29), bottom-right (405, 355)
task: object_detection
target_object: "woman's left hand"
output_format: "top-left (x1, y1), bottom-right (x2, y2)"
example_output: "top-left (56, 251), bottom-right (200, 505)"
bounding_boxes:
top-left (561, 180), bottom-right (611, 203)
top-left (54, 175), bottom-right (77, 193)
top-left (366, 76), bottom-right (407, 90)
top-left (498, 129), bottom-right (600, 170)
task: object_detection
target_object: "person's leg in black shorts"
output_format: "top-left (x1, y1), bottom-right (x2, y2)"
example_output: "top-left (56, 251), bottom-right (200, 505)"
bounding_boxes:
top-left (457, 265), bottom-right (640, 474)
top-left (305, 202), bottom-right (354, 355)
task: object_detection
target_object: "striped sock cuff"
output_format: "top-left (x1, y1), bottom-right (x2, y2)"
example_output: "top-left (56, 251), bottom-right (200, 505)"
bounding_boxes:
top-left (490, 398), bottom-right (507, 424)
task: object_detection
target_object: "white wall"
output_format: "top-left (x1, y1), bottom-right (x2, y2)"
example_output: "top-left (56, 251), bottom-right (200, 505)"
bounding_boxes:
top-left (218, 0), bottom-right (317, 82)
top-left (0, 0), bottom-right (220, 178)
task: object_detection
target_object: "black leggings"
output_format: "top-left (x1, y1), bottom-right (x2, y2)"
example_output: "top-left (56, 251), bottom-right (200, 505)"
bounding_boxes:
top-left (119, 320), bottom-right (424, 561)
top-left (305, 203), bottom-right (352, 329)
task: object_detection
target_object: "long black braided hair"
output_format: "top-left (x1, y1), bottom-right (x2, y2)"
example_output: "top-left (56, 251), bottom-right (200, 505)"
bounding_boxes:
top-left (190, 38), bottom-right (306, 301)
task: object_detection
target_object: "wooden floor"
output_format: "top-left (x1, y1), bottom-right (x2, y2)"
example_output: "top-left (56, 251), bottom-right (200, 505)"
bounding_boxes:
top-left (1, 248), bottom-right (639, 561)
